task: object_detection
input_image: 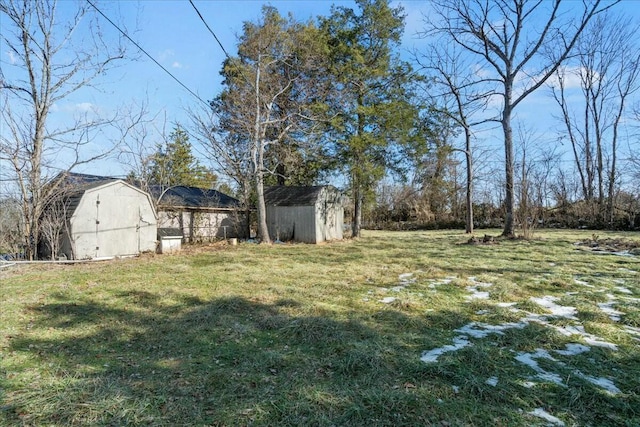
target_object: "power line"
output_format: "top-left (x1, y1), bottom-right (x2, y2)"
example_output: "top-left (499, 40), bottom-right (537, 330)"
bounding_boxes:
top-left (188, 0), bottom-right (231, 60)
top-left (86, 0), bottom-right (210, 108)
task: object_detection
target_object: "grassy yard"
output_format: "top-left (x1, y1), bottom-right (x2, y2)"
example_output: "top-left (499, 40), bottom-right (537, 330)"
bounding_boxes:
top-left (1, 229), bottom-right (639, 426)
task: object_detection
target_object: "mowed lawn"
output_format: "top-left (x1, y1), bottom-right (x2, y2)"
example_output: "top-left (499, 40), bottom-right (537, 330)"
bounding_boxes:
top-left (1, 230), bottom-right (639, 426)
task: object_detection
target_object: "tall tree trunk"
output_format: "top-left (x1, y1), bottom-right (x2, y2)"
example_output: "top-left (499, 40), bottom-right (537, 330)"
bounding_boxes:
top-left (502, 99), bottom-right (515, 237)
top-left (464, 125), bottom-right (474, 234)
top-left (351, 92), bottom-right (366, 238)
top-left (352, 178), bottom-right (362, 238)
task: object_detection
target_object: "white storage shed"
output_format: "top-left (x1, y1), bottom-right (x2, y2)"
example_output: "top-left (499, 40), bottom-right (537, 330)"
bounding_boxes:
top-left (264, 186), bottom-right (344, 243)
top-left (46, 174), bottom-right (158, 260)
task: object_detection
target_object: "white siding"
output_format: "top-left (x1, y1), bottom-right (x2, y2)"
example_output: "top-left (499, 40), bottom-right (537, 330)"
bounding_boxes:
top-left (315, 188), bottom-right (344, 242)
top-left (158, 210), bottom-right (244, 242)
top-left (67, 181), bottom-right (157, 259)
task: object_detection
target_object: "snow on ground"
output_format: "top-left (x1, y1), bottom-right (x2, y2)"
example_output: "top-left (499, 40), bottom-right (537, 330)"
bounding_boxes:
top-left (554, 343), bottom-right (590, 356)
top-left (515, 349), bottom-right (564, 386)
top-left (485, 376), bottom-right (498, 386)
top-left (465, 277), bottom-right (493, 300)
top-left (529, 408), bottom-right (565, 426)
top-left (530, 296), bottom-right (577, 319)
top-left (419, 275), bottom-right (625, 397)
top-left (597, 294), bottom-right (624, 322)
top-left (574, 278), bottom-right (594, 288)
top-left (420, 336), bottom-right (471, 363)
top-left (576, 373), bottom-right (621, 395)
top-left (366, 270), bottom-right (632, 399)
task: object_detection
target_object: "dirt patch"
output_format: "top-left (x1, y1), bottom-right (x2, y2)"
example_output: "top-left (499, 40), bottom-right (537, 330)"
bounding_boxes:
top-left (575, 235), bottom-right (640, 255)
top-left (465, 234), bottom-right (500, 245)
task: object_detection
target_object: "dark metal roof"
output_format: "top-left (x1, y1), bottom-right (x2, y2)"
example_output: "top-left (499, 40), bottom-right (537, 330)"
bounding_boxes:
top-left (264, 186), bottom-right (334, 206)
top-left (46, 173), bottom-right (121, 221)
top-left (158, 228), bottom-right (183, 238)
top-left (149, 185), bottom-right (240, 210)
top-left (59, 172), bottom-right (118, 188)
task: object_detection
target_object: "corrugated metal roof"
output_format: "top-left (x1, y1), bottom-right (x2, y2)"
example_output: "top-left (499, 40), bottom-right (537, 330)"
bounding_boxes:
top-left (158, 227), bottom-right (183, 238)
top-left (264, 186), bottom-right (329, 206)
top-left (45, 173), bottom-right (120, 221)
top-left (149, 185), bottom-right (240, 209)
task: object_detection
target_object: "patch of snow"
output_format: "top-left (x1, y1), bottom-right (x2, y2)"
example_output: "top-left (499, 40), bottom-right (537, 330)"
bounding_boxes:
top-left (466, 279), bottom-right (493, 300)
top-left (379, 297), bottom-right (396, 304)
top-left (617, 268), bottom-right (637, 274)
top-left (485, 376), bottom-right (498, 386)
top-left (531, 296), bottom-right (577, 319)
top-left (399, 273), bottom-right (414, 281)
top-left (519, 380), bottom-right (538, 388)
top-left (496, 302), bottom-right (518, 308)
top-left (597, 295), bottom-right (624, 322)
top-left (452, 385), bottom-right (460, 393)
top-left (455, 321), bottom-right (527, 339)
top-left (529, 408), bottom-right (565, 426)
top-left (545, 324), bottom-right (618, 351)
top-left (576, 373), bottom-right (621, 395)
top-left (554, 343), bottom-right (590, 356)
top-left (420, 336), bottom-right (471, 363)
top-left (582, 337), bottom-right (618, 350)
top-left (476, 309), bottom-right (490, 315)
top-left (574, 279), bottom-right (594, 287)
top-left (391, 286), bottom-right (406, 292)
top-left (466, 289), bottom-right (490, 300)
top-left (515, 349), bottom-right (564, 386)
top-left (614, 286), bottom-right (633, 295)
top-left (612, 279), bottom-right (626, 284)
top-left (624, 325), bottom-right (640, 336)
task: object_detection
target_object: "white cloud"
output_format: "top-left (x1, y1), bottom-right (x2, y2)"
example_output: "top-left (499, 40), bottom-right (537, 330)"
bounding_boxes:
top-left (75, 102), bottom-right (94, 112)
top-left (7, 50), bottom-right (17, 65)
top-left (158, 49), bottom-right (175, 61)
top-left (172, 61), bottom-right (183, 69)
top-left (544, 66), bottom-right (590, 91)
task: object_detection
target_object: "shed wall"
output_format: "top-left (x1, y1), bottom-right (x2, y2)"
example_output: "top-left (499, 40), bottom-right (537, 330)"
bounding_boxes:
top-left (158, 210), bottom-right (245, 242)
top-left (65, 182), bottom-right (156, 259)
top-left (315, 194), bottom-right (344, 242)
top-left (267, 206), bottom-right (317, 243)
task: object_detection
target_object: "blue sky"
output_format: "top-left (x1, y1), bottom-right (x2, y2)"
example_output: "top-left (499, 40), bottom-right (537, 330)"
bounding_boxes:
top-left (3, 0), bottom-right (640, 185)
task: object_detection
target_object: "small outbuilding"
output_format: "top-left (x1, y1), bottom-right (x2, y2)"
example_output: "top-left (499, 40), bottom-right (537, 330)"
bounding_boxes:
top-left (41, 173), bottom-right (157, 260)
top-left (150, 185), bottom-right (246, 243)
top-left (264, 186), bottom-right (344, 243)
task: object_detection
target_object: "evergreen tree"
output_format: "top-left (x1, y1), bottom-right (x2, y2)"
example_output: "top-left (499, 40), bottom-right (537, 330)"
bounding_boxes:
top-left (320, 0), bottom-right (422, 237)
top-left (147, 126), bottom-right (216, 188)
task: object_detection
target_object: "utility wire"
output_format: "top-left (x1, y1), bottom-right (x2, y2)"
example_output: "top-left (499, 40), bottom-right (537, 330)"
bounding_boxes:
top-left (188, 0), bottom-right (231, 59)
top-left (86, 0), bottom-right (210, 108)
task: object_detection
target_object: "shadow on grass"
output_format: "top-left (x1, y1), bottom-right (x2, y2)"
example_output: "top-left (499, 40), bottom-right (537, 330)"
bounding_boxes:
top-left (3, 294), bottom-right (439, 426)
top-left (2, 291), bottom-right (639, 426)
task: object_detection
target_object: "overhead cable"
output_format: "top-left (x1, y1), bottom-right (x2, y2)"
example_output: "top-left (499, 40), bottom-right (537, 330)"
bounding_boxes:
top-left (86, 0), bottom-right (210, 108)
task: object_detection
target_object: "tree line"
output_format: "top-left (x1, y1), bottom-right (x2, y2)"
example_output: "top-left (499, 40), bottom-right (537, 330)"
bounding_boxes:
top-left (2, 0), bottom-right (639, 258)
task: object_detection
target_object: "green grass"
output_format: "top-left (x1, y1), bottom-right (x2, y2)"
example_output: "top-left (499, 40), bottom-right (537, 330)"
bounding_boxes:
top-left (1, 229), bottom-right (639, 426)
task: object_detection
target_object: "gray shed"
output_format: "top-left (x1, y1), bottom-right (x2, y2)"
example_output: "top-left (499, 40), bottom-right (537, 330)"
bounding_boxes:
top-left (44, 174), bottom-right (157, 260)
top-left (149, 185), bottom-right (247, 243)
top-left (264, 186), bottom-right (344, 243)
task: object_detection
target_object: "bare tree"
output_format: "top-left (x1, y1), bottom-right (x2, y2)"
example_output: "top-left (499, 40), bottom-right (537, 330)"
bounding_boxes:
top-left (550, 12), bottom-right (640, 226)
top-left (416, 44), bottom-right (496, 233)
top-left (209, 7), bottom-right (329, 243)
top-left (425, 0), bottom-right (615, 237)
top-left (190, 107), bottom-right (253, 237)
top-left (0, 0), bottom-right (127, 259)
